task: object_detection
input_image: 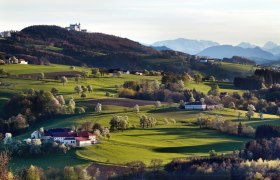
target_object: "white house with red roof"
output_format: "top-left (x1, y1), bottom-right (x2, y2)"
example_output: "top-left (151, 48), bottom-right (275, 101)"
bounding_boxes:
top-left (31, 128), bottom-right (97, 147)
top-left (53, 131), bottom-right (97, 147)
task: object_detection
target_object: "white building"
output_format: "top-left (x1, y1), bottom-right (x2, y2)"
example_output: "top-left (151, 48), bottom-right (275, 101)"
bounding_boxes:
top-left (75, 137), bottom-right (93, 147)
top-left (66, 23), bottom-right (81, 31)
top-left (63, 137), bottom-right (77, 146)
top-left (185, 101), bottom-right (207, 110)
top-left (19, 59), bottom-right (28, 64)
top-left (199, 59), bottom-right (208, 63)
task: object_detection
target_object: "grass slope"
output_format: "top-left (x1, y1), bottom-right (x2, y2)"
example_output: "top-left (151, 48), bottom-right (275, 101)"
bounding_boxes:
top-left (3, 63), bottom-right (277, 170)
top-left (11, 105), bottom-right (279, 169)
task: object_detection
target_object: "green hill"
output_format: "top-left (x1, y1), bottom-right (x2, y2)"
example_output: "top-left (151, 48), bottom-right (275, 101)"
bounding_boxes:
top-left (0, 25), bottom-right (255, 80)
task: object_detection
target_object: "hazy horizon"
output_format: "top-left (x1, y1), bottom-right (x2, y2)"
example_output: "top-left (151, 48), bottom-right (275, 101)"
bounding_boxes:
top-left (1, 0), bottom-right (280, 46)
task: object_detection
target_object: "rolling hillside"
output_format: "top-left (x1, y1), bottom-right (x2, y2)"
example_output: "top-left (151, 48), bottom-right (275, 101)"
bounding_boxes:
top-left (0, 25), bottom-right (258, 81)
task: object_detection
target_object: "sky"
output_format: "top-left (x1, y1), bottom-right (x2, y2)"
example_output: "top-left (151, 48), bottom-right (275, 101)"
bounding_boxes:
top-left (1, 0), bottom-right (280, 46)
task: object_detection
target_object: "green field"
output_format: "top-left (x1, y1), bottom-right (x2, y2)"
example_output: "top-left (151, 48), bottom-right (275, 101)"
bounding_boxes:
top-left (1, 63), bottom-right (278, 170)
top-left (0, 64), bottom-right (244, 103)
top-left (1, 64), bottom-right (90, 75)
top-left (11, 105), bottom-right (279, 169)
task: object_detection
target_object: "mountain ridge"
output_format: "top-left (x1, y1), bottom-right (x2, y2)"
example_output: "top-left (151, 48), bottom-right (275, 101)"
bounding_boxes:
top-left (197, 45), bottom-right (277, 63)
top-left (152, 38), bottom-right (219, 54)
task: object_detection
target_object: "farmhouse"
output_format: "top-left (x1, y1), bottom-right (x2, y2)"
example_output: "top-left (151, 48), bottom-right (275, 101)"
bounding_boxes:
top-left (185, 101), bottom-right (207, 110)
top-left (31, 128), bottom-right (97, 147)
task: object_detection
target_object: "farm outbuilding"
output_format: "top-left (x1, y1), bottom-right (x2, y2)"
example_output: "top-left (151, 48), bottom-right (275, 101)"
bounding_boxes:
top-left (185, 101), bottom-right (206, 110)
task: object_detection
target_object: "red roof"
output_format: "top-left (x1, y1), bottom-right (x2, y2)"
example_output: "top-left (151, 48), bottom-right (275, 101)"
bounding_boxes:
top-left (77, 132), bottom-right (95, 138)
top-left (75, 137), bottom-right (91, 141)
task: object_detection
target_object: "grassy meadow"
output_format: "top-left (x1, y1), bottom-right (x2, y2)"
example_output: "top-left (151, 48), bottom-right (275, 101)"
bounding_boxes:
top-left (0, 63), bottom-right (278, 170)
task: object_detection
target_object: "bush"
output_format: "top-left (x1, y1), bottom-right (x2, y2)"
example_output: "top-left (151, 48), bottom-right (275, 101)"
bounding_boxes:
top-left (118, 88), bottom-right (136, 98)
top-left (75, 107), bottom-right (85, 114)
top-left (197, 116), bottom-right (255, 137)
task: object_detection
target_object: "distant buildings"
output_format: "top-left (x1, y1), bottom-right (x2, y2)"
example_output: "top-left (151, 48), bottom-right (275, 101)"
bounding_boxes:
top-left (19, 59), bottom-right (28, 65)
top-left (65, 23), bottom-right (87, 32)
top-left (4, 56), bottom-right (28, 64)
top-left (0, 31), bottom-right (12, 38)
top-left (185, 101), bottom-right (207, 110)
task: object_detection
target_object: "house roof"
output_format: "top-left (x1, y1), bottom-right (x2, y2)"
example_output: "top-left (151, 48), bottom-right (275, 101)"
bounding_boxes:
top-left (77, 132), bottom-right (95, 138)
top-left (75, 137), bottom-right (91, 141)
top-left (53, 132), bottom-right (77, 138)
top-left (185, 101), bottom-right (206, 106)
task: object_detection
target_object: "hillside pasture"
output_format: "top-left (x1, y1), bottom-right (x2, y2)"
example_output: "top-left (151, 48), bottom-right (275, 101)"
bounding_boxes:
top-left (11, 104), bottom-right (279, 169)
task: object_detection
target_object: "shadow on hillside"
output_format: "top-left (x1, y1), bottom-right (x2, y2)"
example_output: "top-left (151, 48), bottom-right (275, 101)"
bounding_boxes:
top-left (153, 141), bottom-right (244, 154)
top-left (124, 127), bottom-right (249, 141)
top-left (205, 82), bottom-right (240, 91)
top-left (231, 119), bottom-right (280, 127)
top-left (95, 87), bottom-right (117, 94)
top-left (148, 107), bottom-right (187, 114)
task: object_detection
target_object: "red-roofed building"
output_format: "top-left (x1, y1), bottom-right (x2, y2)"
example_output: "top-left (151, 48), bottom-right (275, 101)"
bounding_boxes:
top-left (53, 131), bottom-right (96, 147)
top-left (75, 137), bottom-right (93, 147)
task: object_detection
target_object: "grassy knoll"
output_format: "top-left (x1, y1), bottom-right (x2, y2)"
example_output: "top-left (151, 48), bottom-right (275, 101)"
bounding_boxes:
top-left (11, 105), bottom-right (279, 169)
top-left (77, 126), bottom-right (248, 165)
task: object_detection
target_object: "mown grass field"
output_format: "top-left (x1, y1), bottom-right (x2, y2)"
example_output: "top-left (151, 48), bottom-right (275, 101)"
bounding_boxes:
top-left (11, 105), bottom-right (279, 169)
top-left (2, 63), bottom-right (277, 170)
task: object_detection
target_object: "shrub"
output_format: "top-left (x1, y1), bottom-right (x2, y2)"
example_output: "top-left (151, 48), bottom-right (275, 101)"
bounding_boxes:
top-left (75, 107), bottom-right (85, 114)
top-left (105, 92), bottom-right (110, 97)
top-left (118, 88), bottom-right (136, 98)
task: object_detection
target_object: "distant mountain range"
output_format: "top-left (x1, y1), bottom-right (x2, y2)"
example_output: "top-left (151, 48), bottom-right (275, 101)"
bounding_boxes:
top-left (237, 42), bottom-right (256, 49)
top-left (152, 39), bottom-right (280, 63)
top-left (197, 45), bottom-right (276, 64)
top-left (152, 38), bottom-right (219, 54)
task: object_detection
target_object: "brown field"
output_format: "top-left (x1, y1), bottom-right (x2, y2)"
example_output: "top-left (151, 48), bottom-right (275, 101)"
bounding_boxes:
top-left (18, 71), bottom-right (83, 79)
top-left (83, 98), bottom-right (168, 107)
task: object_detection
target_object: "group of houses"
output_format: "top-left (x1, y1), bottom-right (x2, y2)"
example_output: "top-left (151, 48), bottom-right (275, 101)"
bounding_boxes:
top-left (192, 56), bottom-right (216, 64)
top-left (108, 68), bottom-right (144, 76)
top-left (31, 128), bottom-right (97, 147)
top-left (0, 56), bottom-right (28, 65)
